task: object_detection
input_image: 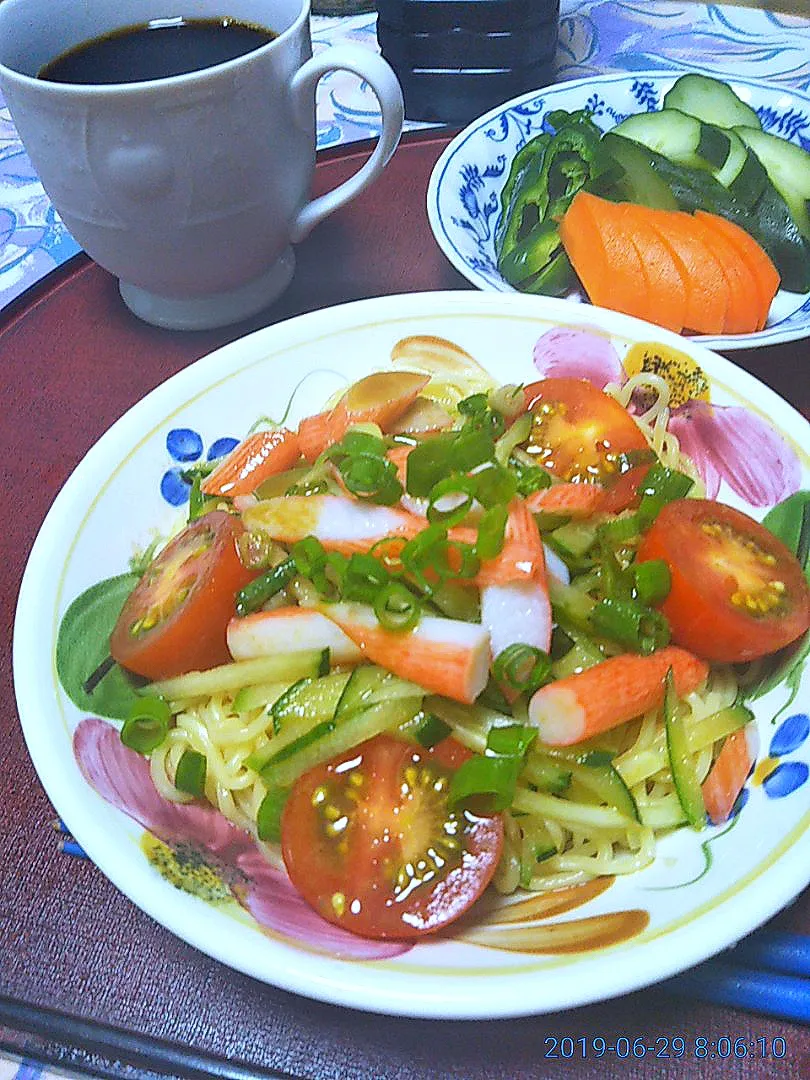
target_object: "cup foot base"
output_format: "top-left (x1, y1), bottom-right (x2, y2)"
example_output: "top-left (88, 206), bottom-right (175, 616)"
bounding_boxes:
top-left (118, 250), bottom-right (296, 330)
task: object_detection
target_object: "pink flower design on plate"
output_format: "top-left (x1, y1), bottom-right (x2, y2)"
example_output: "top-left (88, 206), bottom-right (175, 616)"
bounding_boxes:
top-left (532, 329), bottom-right (801, 507)
top-left (73, 718), bottom-right (410, 961)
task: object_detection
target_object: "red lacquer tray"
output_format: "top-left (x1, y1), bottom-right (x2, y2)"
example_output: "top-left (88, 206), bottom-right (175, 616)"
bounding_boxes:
top-left (2, 131), bottom-right (809, 1080)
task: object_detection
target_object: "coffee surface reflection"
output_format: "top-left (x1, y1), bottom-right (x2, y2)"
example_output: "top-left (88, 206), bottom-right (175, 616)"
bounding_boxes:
top-left (38, 17), bottom-right (276, 84)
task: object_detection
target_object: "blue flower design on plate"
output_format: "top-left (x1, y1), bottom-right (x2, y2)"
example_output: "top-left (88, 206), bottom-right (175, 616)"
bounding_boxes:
top-left (160, 428), bottom-right (238, 507)
top-left (761, 712), bottom-right (810, 799)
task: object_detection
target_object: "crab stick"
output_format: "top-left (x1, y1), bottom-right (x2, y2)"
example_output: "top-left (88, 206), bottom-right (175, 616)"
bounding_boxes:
top-left (201, 428), bottom-right (302, 498)
top-left (525, 482), bottom-right (605, 520)
top-left (297, 371), bottom-right (430, 462)
top-left (317, 601), bottom-right (490, 704)
top-left (242, 494), bottom-right (427, 555)
top-left (227, 608), bottom-right (363, 665)
top-left (480, 503), bottom-right (552, 658)
top-left (481, 578), bottom-right (553, 660)
top-left (701, 725), bottom-right (759, 825)
top-left (528, 645), bottom-right (709, 746)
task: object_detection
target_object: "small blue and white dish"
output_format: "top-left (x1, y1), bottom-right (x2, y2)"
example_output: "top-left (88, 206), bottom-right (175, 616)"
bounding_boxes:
top-left (426, 70), bottom-right (810, 351)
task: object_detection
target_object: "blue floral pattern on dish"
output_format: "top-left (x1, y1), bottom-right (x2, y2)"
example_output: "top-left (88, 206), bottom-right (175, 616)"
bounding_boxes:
top-left (762, 712), bottom-right (810, 799)
top-left (160, 428), bottom-right (237, 507)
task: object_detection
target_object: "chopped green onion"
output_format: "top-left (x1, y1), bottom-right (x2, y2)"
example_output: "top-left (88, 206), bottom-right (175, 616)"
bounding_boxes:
top-left (121, 696), bottom-right (171, 754)
top-left (487, 723), bottom-right (537, 757)
top-left (256, 787), bottom-right (289, 842)
top-left (475, 504), bottom-right (509, 561)
top-left (448, 754), bottom-right (522, 813)
top-left (235, 558), bottom-right (296, 616)
top-left (373, 580), bottom-right (421, 632)
top-left (494, 412), bottom-right (532, 467)
top-left (187, 473), bottom-right (218, 522)
top-left (589, 597), bottom-right (670, 654)
top-left (312, 551), bottom-right (349, 601)
top-left (400, 524), bottom-right (448, 589)
top-left (473, 462), bottom-right (517, 508)
top-left (342, 552), bottom-right (390, 604)
top-left (597, 514), bottom-right (641, 545)
top-left (637, 464), bottom-right (694, 526)
top-left (291, 536), bottom-right (327, 577)
top-left (634, 559), bottom-right (671, 606)
top-left (510, 456), bottom-right (552, 497)
top-left (175, 749), bottom-right (207, 796)
top-left (406, 434), bottom-right (459, 497)
top-left (426, 475), bottom-right (477, 527)
top-left (492, 643), bottom-right (552, 695)
top-left (451, 427), bottom-right (497, 473)
top-left (338, 453), bottom-right (402, 505)
top-left (444, 539), bottom-right (480, 579)
top-left (412, 712), bottom-right (452, 748)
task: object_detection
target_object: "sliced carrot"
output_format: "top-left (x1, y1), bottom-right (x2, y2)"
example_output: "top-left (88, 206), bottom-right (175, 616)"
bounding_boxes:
top-left (694, 210), bottom-right (780, 331)
top-left (557, 191), bottom-right (611, 306)
top-left (563, 193), bottom-right (651, 321)
top-left (644, 209), bottom-right (729, 335)
top-left (528, 645), bottom-right (709, 746)
top-left (317, 601), bottom-right (490, 704)
top-left (689, 214), bottom-right (759, 335)
top-left (618, 204), bottom-right (687, 334)
top-left (201, 428), bottom-right (301, 497)
top-left (296, 371), bottom-right (430, 463)
top-left (701, 727), bottom-right (755, 825)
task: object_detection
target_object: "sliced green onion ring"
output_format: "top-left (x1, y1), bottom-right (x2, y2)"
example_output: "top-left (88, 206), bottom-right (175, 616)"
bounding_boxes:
top-left (121, 696), bottom-right (171, 754)
top-left (589, 596), bottom-right (670, 654)
top-left (174, 749), bottom-right (207, 797)
top-left (373, 580), bottom-right (421, 632)
top-left (492, 643), bottom-right (552, 695)
top-left (475, 504), bottom-right (509, 561)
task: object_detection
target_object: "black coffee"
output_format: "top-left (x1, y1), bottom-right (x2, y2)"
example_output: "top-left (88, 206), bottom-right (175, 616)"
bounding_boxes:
top-left (38, 17), bottom-right (276, 84)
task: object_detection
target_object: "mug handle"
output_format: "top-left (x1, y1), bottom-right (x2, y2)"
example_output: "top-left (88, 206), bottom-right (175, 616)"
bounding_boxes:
top-left (288, 44), bottom-right (404, 243)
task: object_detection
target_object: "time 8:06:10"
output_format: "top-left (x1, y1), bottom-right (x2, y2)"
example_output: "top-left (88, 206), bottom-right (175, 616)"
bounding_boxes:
top-left (543, 1036), bottom-right (789, 1059)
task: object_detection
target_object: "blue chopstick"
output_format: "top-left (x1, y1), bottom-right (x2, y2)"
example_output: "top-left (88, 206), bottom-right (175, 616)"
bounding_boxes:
top-left (666, 931), bottom-right (810, 1024)
top-left (667, 960), bottom-right (810, 1025)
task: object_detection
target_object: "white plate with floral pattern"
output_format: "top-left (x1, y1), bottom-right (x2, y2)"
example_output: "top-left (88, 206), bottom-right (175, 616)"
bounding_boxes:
top-left (13, 291), bottom-right (810, 1018)
top-left (427, 71), bottom-right (810, 351)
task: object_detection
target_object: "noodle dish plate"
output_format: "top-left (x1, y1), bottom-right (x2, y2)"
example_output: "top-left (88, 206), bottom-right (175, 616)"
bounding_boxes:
top-left (427, 71), bottom-right (810, 352)
top-left (14, 291), bottom-right (810, 1019)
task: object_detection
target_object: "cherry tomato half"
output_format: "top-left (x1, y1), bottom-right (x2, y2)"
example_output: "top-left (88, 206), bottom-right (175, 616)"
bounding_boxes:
top-left (523, 377), bottom-right (650, 486)
top-left (637, 499), bottom-right (810, 663)
top-left (281, 734), bottom-right (504, 940)
top-left (110, 510), bottom-right (255, 680)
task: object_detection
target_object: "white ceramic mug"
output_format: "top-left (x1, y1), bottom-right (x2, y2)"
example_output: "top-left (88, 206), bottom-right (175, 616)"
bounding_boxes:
top-left (0, 0), bottom-right (404, 329)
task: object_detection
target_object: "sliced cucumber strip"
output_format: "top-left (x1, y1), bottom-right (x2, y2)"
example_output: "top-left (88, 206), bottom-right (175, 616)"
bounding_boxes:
top-left (260, 697), bottom-right (422, 789)
top-left (271, 670), bottom-right (351, 731)
top-left (522, 752), bottom-right (572, 795)
top-left (735, 126), bottom-right (810, 242)
top-left (663, 668), bottom-right (706, 829)
top-left (232, 680), bottom-right (290, 714)
top-left (612, 109), bottom-right (730, 173)
top-left (663, 73), bottom-right (761, 131)
top-left (144, 649), bottom-right (329, 702)
top-left (335, 664), bottom-right (423, 719)
top-left (519, 819), bottom-right (558, 886)
top-left (601, 131), bottom-right (680, 210)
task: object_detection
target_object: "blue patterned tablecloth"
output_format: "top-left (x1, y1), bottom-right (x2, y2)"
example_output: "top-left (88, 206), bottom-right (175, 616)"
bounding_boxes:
top-left (2, 4), bottom-right (810, 1079)
top-left (0, 3), bottom-right (808, 312)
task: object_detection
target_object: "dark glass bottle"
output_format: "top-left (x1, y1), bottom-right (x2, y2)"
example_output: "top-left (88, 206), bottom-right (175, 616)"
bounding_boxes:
top-left (376, 0), bottom-right (560, 126)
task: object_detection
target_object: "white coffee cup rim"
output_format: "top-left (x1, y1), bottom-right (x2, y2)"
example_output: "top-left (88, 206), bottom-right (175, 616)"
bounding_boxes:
top-left (0, 0), bottom-right (311, 93)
